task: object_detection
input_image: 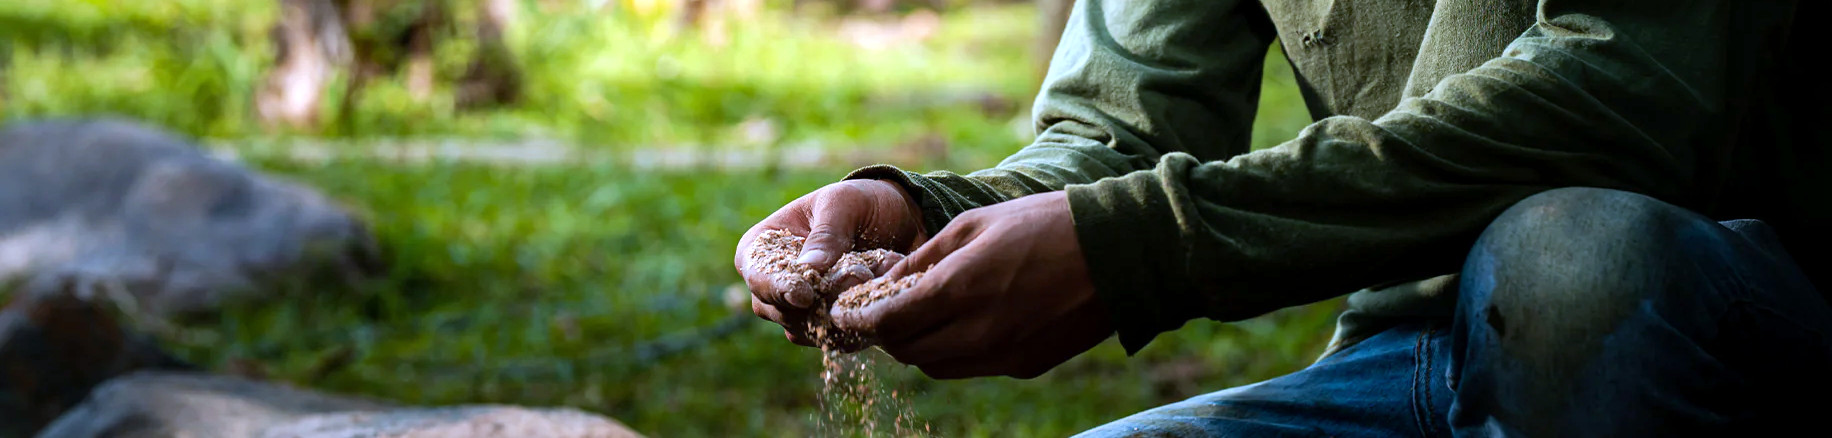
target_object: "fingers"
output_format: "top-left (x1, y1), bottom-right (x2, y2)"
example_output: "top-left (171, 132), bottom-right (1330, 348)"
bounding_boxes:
top-left (779, 278), bottom-right (819, 308)
top-left (915, 302), bottom-right (1112, 379)
top-left (823, 264), bottom-right (875, 296)
top-left (751, 295), bottom-right (784, 323)
top-left (915, 353), bottom-right (1033, 380)
top-left (737, 200), bottom-right (819, 308)
top-left (798, 186), bottom-right (864, 273)
top-left (909, 324), bottom-right (1100, 380)
top-left (821, 251), bottom-right (905, 295)
top-left (737, 179), bottom-right (939, 350)
top-left (752, 296), bottom-right (817, 347)
top-left (786, 330), bottom-right (816, 347)
top-left (832, 226), bottom-right (979, 343)
top-left (870, 251), bottom-right (905, 276)
top-left (743, 262), bottom-right (817, 309)
top-left (874, 310), bottom-right (991, 366)
top-left (742, 179), bottom-right (922, 311)
top-left (831, 275), bottom-right (945, 340)
top-left (733, 197), bottom-right (813, 272)
top-left (856, 237), bottom-right (999, 365)
top-left (883, 209), bottom-right (982, 278)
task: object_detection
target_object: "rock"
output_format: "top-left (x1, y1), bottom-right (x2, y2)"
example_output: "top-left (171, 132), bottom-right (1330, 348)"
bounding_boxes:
top-left (36, 372), bottom-right (645, 438)
top-left (261, 406), bottom-right (644, 438)
top-left (0, 119), bottom-right (381, 317)
top-left (0, 285), bottom-right (192, 437)
top-left (33, 371), bottom-right (390, 438)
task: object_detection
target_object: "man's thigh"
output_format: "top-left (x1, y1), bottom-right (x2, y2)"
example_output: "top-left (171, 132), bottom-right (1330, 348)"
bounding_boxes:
top-left (1076, 322), bottom-right (1454, 438)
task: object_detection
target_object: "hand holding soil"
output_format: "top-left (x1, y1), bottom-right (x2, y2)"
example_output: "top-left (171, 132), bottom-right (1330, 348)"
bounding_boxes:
top-left (743, 229), bottom-right (920, 349)
top-left (742, 229), bottom-right (933, 436)
top-left (735, 179), bottom-right (926, 345)
top-left (832, 191), bottom-right (1114, 379)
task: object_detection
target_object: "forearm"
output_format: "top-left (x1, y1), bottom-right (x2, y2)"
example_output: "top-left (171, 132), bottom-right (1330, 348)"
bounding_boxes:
top-left (851, 0), bottom-right (1275, 234)
top-left (1076, 0), bottom-right (1790, 352)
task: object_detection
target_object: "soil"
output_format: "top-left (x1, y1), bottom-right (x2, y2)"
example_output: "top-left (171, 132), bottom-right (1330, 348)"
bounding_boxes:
top-left (745, 229), bottom-right (919, 321)
top-left (744, 229), bottom-right (929, 436)
top-left (746, 229), bottom-right (823, 296)
top-left (826, 249), bottom-right (898, 298)
top-left (833, 272), bottom-right (925, 311)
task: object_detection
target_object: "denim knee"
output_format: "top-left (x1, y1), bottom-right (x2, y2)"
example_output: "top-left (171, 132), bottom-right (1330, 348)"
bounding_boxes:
top-left (1457, 187), bottom-right (1727, 362)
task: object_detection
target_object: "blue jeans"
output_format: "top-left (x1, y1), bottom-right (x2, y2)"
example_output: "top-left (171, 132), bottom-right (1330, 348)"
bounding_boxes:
top-left (1079, 188), bottom-right (1832, 437)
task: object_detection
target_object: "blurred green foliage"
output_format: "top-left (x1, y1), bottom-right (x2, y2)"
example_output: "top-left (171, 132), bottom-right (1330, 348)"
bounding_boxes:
top-left (2, 0), bottom-right (1332, 436)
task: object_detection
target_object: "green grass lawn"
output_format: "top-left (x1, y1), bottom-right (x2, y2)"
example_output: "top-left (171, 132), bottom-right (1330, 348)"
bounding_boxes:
top-left (3, 1), bottom-right (1335, 436)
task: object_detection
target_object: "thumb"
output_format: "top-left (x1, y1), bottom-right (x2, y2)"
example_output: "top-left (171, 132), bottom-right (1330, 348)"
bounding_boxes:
top-left (797, 188), bottom-right (862, 273)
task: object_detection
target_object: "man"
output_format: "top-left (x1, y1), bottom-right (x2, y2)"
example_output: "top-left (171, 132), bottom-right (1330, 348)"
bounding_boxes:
top-left (736, 0), bottom-right (1830, 435)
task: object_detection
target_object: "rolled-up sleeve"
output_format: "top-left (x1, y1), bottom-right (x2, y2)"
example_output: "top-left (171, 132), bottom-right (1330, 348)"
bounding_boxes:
top-left (1069, 0), bottom-right (1791, 352)
top-left (849, 0), bottom-right (1278, 234)
top-left (851, 0), bottom-right (1278, 352)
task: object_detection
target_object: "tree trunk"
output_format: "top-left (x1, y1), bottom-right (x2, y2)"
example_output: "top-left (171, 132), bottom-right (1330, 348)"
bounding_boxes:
top-left (257, 0), bottom-right (352, 132)
top-left (400, 0), bottom-right (442, 101)
top-left (457, 0), bottom-right (524, 109)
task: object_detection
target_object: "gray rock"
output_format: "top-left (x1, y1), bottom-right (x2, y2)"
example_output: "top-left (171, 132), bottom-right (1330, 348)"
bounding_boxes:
top-left (0, 283), bottom-right (193, 437)
top-left (0, 119), bottom-right (380, 317)
top-left (33, 371), bottom-right (390, 438)
top-left (260, 406), bottom-right (644, 438)
top-left (36, 372), bottom-right (645, 438)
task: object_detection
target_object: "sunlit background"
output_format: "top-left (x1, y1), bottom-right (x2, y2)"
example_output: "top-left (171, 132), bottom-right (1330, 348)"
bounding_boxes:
top-left (1, 0), bottom-right (1336, 435)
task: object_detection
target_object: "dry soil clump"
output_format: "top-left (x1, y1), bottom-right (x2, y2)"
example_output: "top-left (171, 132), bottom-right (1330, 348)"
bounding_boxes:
top-left (833, 272), bottom-right (926, 311)
top-left (746, 229), bottom-right (824, 295)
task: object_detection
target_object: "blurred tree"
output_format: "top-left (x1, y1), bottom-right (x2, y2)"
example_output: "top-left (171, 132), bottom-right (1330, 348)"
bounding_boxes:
top-left (256, 0), bottom-right (523, 133)
top-left (676, 0), bottom-right (763, 45)
top-left (258, 0), bottom-right (351, 131)
top-left (457, 0), bottom-right (523, 109)
top-left (785, 0), bottom-right (946, 16)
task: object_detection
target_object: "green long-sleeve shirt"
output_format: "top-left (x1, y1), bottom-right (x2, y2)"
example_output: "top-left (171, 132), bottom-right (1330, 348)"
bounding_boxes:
top-left (849, 0), bottom-right (1830, 355)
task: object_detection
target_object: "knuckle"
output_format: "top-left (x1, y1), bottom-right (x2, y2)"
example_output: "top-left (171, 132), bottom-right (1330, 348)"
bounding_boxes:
top-left (805, 226), bottom-right (840, 240)
top-left (958, 207), bottom-right (997, 223)
top-left (750, 301), bottom-right (778, 322)
top-left (820, 182), bottom-right (864, 204)
top-left (755, 290), bottom-right (787, 307)
top-left (871, 253), bottom-right (906, 275)
top-left (833, 311), bottom-right (876, 337)
top-left (742, 276), bottom-right (777, 300)
top-left (952, 210), bottom-right (982, 225)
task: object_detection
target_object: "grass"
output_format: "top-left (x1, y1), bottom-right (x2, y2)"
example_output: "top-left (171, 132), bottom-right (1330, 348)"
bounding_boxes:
top-left (3, 0), bottom-right (1332, 436)
top-left (173, 160), bottom-right (1342, 437)
top-left (2, 0), bottom-right (1044, 152)
top-left (176, 164), bottom-right (856, 433)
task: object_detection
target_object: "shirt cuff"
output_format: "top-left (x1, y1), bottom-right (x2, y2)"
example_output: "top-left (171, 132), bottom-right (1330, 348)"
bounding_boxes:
top-left (1066, 170), bottom-right (1194, 355)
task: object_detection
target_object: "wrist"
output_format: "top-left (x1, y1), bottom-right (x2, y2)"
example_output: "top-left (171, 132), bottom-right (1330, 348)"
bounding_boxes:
top-left (866, 179), bottom-right (923, 235)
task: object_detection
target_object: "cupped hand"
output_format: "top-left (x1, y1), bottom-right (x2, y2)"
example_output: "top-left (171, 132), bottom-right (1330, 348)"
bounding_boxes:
top-left (735, 179), bottom-right (927, 345)
top-left (832, 191), bottom-right (1113, 379)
